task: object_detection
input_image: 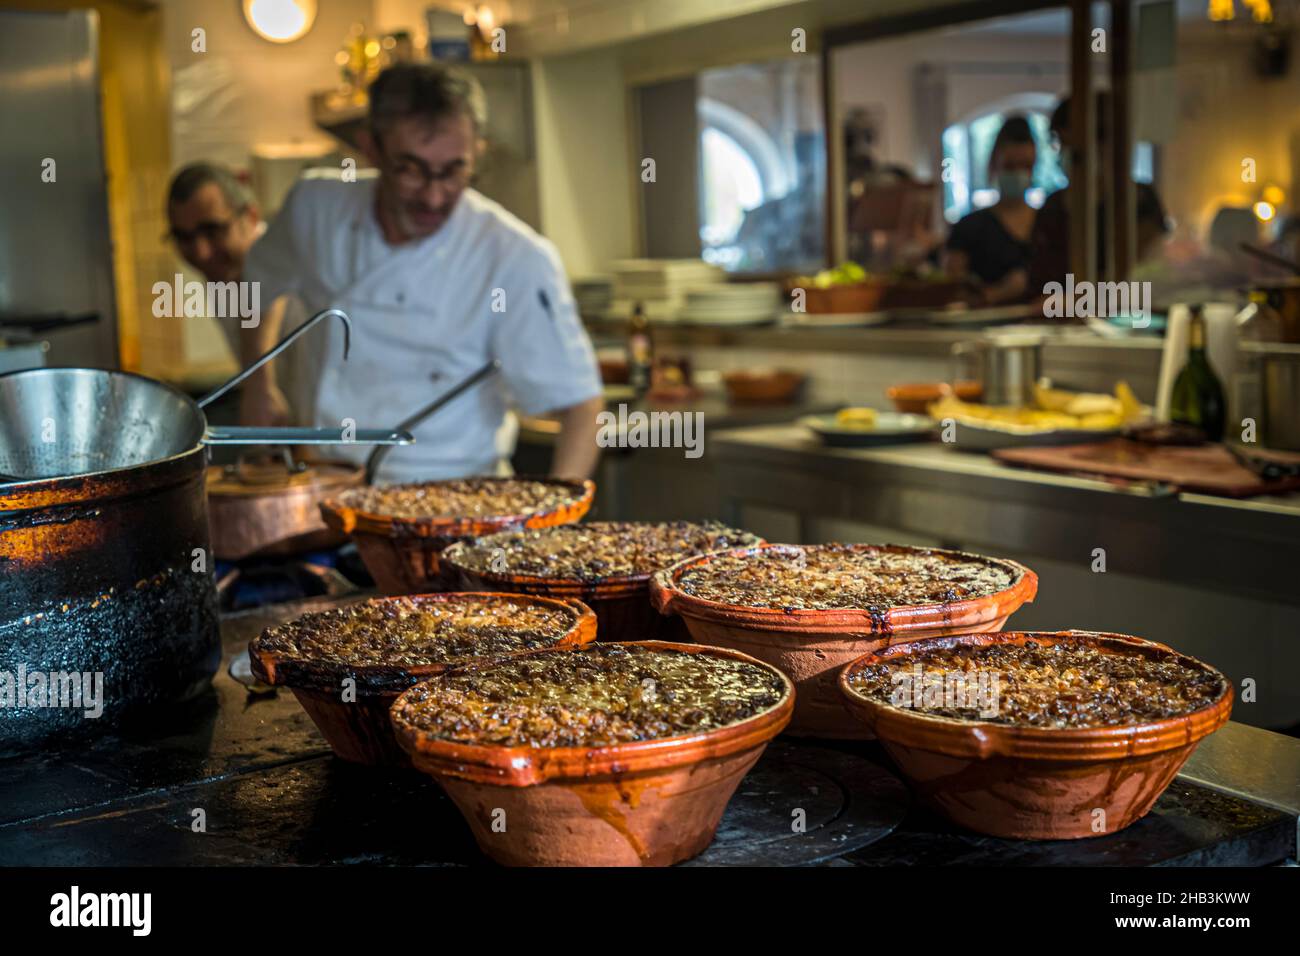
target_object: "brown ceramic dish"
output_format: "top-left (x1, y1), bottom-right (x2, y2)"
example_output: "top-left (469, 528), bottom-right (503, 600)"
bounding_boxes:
top-left (722, 369), bottom-right (807, 404)
top-left (248, 592), bottom-right (597, 765)
top-left (887, 381), bottom-right (983, 414)
top-left (318, 476), bottom-right (595, 594)
top-left (649, 543), bottom-right (1037, 738)
top-left (391, 641), bottom-right (794, 866)
top-left (792, 282), bottom-right (887, 314)
top-left (441, 521), bottom-right (763, 643)
top-left (838, 630), bottom-right (1233, 840)
top-left (206, 457), bottom-right (363, 560)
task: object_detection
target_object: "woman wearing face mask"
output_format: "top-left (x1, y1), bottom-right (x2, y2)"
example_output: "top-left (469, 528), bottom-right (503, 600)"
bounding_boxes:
top-left (944, 115), bottom-right (1038, 305)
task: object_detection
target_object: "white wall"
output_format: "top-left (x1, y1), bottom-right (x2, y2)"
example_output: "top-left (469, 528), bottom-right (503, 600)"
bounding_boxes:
top-left (832, 30), bottom-right (1069, 176)
top-left (163, 0), bottom-right (367, 170)
top-left (531, 48), bottom-right (637, 276)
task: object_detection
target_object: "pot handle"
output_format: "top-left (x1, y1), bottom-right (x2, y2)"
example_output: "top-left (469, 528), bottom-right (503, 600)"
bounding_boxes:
top-left (365, 360), bottom-right (500, 484)
top-left (951, 339), bottom-right (980, 384)
top-left (648, 569), bottom-right (676, 616)
top-left (320, 501), bottom-right (357, 534)
top-left (560, 599), bottom-right (599, 643)
top-left (205, 426), bottom-right (414, 446)
top-left (197, 308), bottom-right (351, 410)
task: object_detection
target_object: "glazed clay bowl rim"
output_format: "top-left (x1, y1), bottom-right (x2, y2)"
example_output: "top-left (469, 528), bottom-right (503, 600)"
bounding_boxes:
top-left (650, 542), bottom-right (1038, 634)
top-left (390, 640), bottom-right (795, 787)
top-left (248, 592), bottom-right (598, 695)
top-left (439, 525), bottom-right (765, 601)
top-left (319, 476), bottom-right (595, 540)
top-left (837, 629), bottom-right (1233, 761)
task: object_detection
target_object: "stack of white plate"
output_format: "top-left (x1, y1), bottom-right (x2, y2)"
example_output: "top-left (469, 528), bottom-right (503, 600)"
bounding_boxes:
top-left (571, 276), bottom-right (613, 317)
top-left (678, 282), bottom-right (782, 326)
top-left (608, 259), bottom-right (724, 322)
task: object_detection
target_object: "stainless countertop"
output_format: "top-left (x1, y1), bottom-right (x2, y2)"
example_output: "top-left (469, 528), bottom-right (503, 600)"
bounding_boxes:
top-left (710, 424), bottom-right (1300, 606)
top-left (1181, 721), bottom-right (1300, 860)
top-left (518, 394), bottom-right (835, 444)
top-left (584, 316), bottom-right (1167, 357)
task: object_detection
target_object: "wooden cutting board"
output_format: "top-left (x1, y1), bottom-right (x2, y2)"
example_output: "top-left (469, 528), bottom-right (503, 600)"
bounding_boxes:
top-left (992, 439), bottom-right (1300, 497)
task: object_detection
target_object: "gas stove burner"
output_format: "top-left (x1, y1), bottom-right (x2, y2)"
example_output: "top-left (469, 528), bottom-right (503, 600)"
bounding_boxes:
top-left (685, 741), bottom-right (909, 865)
top-left (215, 547), bottom-right (372, 611)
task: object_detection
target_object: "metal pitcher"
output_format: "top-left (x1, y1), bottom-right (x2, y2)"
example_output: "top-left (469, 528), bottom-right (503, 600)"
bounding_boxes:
top-left (952, 333), bottom-right (1044, 406)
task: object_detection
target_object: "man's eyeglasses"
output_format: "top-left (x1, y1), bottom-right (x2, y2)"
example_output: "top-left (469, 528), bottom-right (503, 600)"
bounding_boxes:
top-left (383, 152), bottom-right (474, 193)
top-left (165, 218), bottom-right (236, 246)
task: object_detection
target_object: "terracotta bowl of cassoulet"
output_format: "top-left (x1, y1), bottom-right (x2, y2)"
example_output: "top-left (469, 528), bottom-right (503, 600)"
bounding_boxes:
top-left (838, 630), bottom-right (1233, 840)
top-left (248, 592), bottom-right (596, 765)
top-left (390, 640), bottom-right (794, 866)
top-left (319, 476), bottom-right (594, 595)
top-left (649, 543), bottom-right (1037, 738)
top-left (440, 521), bottom-right (763, 643)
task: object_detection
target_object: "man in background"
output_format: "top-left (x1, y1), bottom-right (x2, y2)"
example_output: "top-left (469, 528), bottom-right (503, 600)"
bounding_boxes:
top-left (166, 163), bottom-right (263, 286)
top-left (240, 63), bottom-right (603, 482)
top-left (165, 163), bottom-right (298, 424)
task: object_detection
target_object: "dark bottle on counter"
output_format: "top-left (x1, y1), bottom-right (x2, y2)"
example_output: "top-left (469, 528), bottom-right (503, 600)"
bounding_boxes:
top-left (1170, 305), bottom-right (1226, 441)
top-left (627, 303), bottom-right (653, 394)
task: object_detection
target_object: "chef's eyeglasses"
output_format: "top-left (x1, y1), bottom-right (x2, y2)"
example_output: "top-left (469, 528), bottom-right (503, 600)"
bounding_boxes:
top-left (384, 153), bottom-right (474, 193)
top-left (165, 218), bottom-right (237, 246)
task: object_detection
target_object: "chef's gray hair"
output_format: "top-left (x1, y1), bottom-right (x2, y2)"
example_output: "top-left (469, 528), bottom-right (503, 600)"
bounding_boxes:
top-left (368, 62), bottom-right (487, 136)
top-left (167, 162), bottom-right (254, 212)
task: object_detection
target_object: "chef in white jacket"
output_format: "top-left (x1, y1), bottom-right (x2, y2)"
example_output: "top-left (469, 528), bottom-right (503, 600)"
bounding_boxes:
top-left (241, 62), bottom-right (604, 482)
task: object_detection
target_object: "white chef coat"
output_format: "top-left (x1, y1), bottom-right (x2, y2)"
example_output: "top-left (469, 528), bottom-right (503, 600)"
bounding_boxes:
top-left (243, 169), bottom-right (601, 483)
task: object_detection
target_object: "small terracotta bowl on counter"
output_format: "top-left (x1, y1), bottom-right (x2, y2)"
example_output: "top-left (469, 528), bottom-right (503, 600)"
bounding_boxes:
top-left (790, 281), bottom-right (887, 314)
top-left (440, 520), bottom-right (763, 643)
top-left (391, 641), bottom-right (794, 866)
top-left (722, 369), bottom-right (807, 405)
top-left (319, 476), bottom-right (595, 594)
top-left (838, 630), bottom-right (1233, 840)
top-left (248, 592), bottom-right (597, 765)
top-left (886, 381), bottom-right (983, 415)
top-left (649, 543), bottom-right (1037, 738)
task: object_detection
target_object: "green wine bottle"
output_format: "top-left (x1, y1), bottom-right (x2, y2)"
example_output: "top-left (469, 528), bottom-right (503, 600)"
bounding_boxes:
top-left (1169, 306), bottom-right (1226, 441)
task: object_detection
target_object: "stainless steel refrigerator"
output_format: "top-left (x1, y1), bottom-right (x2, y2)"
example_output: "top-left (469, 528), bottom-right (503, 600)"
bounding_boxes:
top-left (0, 8), bottom-right (118, 371)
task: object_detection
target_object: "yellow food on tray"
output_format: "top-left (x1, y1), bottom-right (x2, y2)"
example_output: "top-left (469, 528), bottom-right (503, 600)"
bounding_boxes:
top-left (928, 381), bottom-right (1145, 433)
top-left (835, 407), bottom-right (878, 430)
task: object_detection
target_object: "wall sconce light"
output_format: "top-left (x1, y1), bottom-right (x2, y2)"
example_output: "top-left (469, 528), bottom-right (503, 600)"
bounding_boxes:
top-left (243, 0), bottom-right (318, 44)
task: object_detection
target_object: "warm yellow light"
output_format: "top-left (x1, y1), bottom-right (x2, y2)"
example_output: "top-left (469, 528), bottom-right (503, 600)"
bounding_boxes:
top-left (364, 39), bottom-right (381, 58)
top-left (1208, 0), bottom-right (1235, 21)
top-left (1245, 0), bottom-right (1273, 23)
top-left (1263, 185), bottom-right (1286, 206)
top-left (243, 0), bottom-right (317, 43)
top-left (1254, 201), bottom-right (1276, 222)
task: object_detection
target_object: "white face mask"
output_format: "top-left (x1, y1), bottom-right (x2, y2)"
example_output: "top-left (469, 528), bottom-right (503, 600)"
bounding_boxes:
top-left (995, 170), bottom-right (1032, 200)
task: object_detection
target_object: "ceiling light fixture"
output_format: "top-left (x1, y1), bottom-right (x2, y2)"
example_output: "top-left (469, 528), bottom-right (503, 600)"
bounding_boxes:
top-left (243, 0), bottom-right (318, 44)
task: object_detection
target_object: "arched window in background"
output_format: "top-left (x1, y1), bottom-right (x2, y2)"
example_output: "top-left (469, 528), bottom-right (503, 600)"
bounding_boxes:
top-left (695, 58), bottom-right (826, 274)
top-left (699, 117), bottom-right (769, 266)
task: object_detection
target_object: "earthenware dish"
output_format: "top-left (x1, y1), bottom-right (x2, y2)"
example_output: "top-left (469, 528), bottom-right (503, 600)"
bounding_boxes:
top-left (441, 522), bottom-right (763, 643)
top-left (248, 592), bottom-right (597, 765)
top-left (319, 477), bottom-right (594, 594)
top-left (838, 629), bottom-right (1233, 839)
top-left (649, 543), bottom-right (1037, 738)
top-left (391, 640), bottom-right (794, 866)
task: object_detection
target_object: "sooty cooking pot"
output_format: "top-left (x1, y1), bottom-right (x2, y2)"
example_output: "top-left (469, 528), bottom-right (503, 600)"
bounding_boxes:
top-left (0, 310), bottom-right (411, 752)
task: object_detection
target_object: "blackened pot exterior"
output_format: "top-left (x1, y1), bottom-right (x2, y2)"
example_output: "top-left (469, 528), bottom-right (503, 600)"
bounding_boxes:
top-left (0, 445), bottom-right (221, 752)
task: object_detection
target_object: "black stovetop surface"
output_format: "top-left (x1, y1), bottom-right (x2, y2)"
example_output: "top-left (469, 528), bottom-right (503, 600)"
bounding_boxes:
top-left (0, 597), bottom-right (1291, 867)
